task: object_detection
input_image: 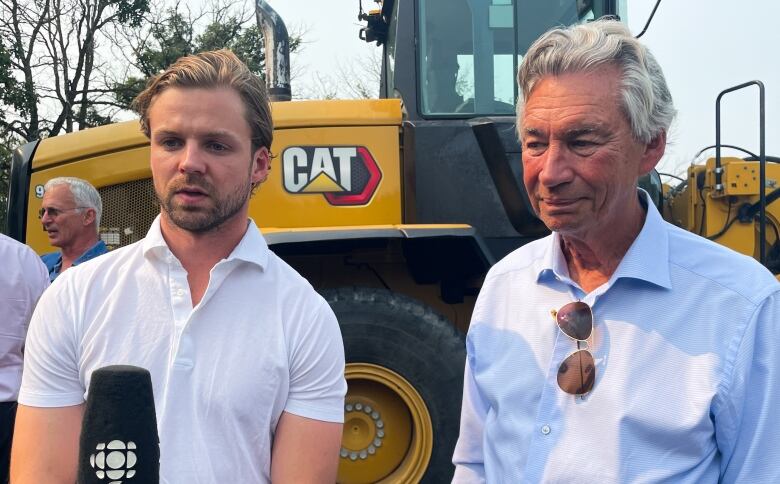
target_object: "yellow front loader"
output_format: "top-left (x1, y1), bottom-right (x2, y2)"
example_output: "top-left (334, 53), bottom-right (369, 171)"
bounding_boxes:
top-left (5, 1), bottom-right (777, 482)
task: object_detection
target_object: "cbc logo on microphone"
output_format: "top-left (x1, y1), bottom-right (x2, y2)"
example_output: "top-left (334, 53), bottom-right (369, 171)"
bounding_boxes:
top-left (89, 440), bottom-right (137, 482)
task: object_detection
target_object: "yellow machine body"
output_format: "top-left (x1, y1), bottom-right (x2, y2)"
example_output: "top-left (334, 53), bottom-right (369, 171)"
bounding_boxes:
top-left (26, 99), bottom-right (405, 253)
top-left (664, 156), bottom-right (780, 265)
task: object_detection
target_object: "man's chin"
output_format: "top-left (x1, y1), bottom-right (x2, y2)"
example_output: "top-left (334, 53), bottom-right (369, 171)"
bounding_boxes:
top-left (540, 215), bottom-right (585, 234)
top-left (166, 210), bottom-right (221, 233)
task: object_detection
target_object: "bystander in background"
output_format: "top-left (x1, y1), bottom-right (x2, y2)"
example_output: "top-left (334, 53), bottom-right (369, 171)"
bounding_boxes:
top-left (0, 234), bottom-right (48, 482)
top-left (39, 177), bottom-right (107, 281)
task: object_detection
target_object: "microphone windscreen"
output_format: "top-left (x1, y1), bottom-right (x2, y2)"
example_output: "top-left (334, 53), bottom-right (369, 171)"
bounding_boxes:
top-left (77, 365), bottom-right (159, 484)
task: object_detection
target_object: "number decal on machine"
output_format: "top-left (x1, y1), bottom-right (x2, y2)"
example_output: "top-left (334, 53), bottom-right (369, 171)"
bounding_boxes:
top-left (281, 146), bottom-right (382, 206)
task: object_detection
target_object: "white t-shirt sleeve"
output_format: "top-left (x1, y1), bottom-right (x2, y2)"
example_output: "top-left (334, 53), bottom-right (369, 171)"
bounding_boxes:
top-left (284, 297), bottom-right (347, 423)
top-left (19, 277), bottom-right (85, 407)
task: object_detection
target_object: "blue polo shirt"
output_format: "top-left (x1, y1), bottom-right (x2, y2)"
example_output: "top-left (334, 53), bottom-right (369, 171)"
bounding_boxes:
top-left (41, 240), bottom-right (108, 282)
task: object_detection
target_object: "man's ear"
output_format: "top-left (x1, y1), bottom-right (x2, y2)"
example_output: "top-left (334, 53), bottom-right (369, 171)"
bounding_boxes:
top-left (639, 130), bottom-right (667, 175)
top-left (83, 208), bottom-right (97, 226)
top-left (251, 146), bottom-right (271, 185)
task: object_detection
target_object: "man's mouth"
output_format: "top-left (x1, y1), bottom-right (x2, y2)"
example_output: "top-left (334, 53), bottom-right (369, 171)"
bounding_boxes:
top-left (541, 197), bottom-right (581, 208)
top-left (177, 185), bottom-right (207, 195)
top-left (173, 185), bottom-right (208, 202)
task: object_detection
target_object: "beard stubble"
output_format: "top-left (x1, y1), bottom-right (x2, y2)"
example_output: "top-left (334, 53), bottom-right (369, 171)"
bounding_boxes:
top-left (157, 172), bottom-right (252, 233)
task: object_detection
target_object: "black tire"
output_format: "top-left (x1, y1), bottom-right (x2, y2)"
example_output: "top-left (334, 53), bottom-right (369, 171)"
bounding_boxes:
top-left (322, 287), bottom-right (466, 484)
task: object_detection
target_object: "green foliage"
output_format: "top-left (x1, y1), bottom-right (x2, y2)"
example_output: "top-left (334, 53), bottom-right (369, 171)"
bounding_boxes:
top-left (114, 0), bottom-right (151, 27)
top-left (0, 0), bottom-right (152, 141)
top-left (197, 20), bottom-right (264, 74)
top-left (136, 8), bottom-right (195, 77)
top-left (81, 108), bottom-right (115, 129)
top-left (0, 134), bottom-right (18, 233)
top-left (0, 0), bottom-right (303, 218)
top-left (0, 39), bottom-right (31, 122)
top-left (112, 4), bottom-right (300, 111)
top-left (113, 76), bottom-right (149, 111)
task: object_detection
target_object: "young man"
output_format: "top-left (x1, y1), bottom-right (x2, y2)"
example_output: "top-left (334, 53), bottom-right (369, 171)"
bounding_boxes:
top-left (39, 177), bottom-right (107, 281)
top-left (12, 50), bottom-right (346, 483)
top-left (452, 20), bottom-right (780, 482)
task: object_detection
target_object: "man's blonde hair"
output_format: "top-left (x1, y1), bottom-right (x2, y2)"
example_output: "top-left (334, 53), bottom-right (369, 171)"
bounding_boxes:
top-left (132, 49), bottom-right (273, 152)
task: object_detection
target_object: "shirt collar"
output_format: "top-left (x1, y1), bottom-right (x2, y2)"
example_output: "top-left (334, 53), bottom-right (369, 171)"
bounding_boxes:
top-left (613, 189), bottom-right (672, 289)
top-left (74, 240), bottom-right (108, 265)
top-left (47, 239), bottom-right (108, 281)
top-left (229, 219), bottom-right (270, 268)
top-left (538, 232), bottom-right (567, 283)
top-left (142, 215), bottom-right (269, 270)
top-left (537, 189), bottom-right (672, 290)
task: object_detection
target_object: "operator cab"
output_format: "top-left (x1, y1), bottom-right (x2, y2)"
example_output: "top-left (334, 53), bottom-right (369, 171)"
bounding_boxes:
top-left (365, 0), bottom-right (624, 119)
top-left (360, 0), bottom-right (632, 260)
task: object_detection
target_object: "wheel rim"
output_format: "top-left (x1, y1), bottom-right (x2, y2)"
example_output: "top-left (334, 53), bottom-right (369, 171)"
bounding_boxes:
top-left (337, 363), bottom-right (433, 484)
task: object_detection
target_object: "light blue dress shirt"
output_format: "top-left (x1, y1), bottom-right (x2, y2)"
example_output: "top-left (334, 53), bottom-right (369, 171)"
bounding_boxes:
top-left (452, 191), bottom-right (780, 483)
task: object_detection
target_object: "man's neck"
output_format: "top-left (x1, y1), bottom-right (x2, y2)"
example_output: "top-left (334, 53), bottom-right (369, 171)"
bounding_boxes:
top-left (159, 214), bottom-right (249, 306)
top-left (59, 235), bottom-right (99, 269)
top-left (560, 200), bottom-right (647, 293)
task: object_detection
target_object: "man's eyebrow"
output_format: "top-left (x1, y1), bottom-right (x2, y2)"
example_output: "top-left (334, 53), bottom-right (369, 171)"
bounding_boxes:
top-left (202, 130), bottom-right (239, 140)
top-left (522, 127), bottom-right (545, 137)
top-left (563, 125), bottom-right (606, 137)
top-left (153, 129), bottom-right (238, 140)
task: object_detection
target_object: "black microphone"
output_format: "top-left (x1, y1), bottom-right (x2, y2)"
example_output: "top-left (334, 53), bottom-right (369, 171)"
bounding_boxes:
top-left (77, 365), bottom-right (160, 484)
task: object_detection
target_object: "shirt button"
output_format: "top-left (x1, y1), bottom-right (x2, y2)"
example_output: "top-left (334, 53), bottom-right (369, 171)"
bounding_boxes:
top-left (541, 425), bottom-right (551, 435)
top-left (176, 289), bottom-right (185, 297)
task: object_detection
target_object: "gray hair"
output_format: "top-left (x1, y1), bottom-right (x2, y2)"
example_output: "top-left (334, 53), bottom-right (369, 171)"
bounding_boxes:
top-left (516, 19), bottom-right (676, 144)
top-left (44, 177), bottom-right (103, 229)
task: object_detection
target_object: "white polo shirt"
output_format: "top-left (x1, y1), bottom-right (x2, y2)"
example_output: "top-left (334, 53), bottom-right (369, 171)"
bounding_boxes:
top-left (0, 233), bottom-right (48, 402)
top-left (19, 217), bottom-right (346, 483)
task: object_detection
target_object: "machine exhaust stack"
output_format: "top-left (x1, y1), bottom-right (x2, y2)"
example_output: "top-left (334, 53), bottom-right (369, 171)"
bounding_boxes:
top-left (256, 0), bottom-right (291, 101)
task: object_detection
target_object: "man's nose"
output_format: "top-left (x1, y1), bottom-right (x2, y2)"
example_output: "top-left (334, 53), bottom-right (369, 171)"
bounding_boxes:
top-left (178, 142), bottom-right (207, 174)
top-left (40, 209), bottom-right (53, 224)
top-left (538, 142), bottom-right (574, 188)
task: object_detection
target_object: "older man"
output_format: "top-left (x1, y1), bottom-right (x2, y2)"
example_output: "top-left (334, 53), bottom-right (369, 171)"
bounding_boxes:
top-left (12, 50), bottom-right (346, 483)
top-left (452, 20), bottom-right (780, 482)
top-left (39, 177), bottom-right (107, 281)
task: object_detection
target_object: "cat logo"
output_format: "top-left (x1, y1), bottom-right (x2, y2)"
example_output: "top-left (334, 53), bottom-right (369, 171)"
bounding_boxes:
top-left (281, 146), bottom-right (382, 206)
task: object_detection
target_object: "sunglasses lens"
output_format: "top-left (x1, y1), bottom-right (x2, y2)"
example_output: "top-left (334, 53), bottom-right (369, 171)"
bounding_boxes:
top-left (557, 349), bottom-right (596, 395)
top-left (557, 301), bottom-right (592, 340)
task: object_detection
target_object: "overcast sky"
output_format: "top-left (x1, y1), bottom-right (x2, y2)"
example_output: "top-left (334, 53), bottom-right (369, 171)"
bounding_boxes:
top-left (626, 0), bottom-right (779, 175)
top-left (269, 0), bottom-right (779, 175)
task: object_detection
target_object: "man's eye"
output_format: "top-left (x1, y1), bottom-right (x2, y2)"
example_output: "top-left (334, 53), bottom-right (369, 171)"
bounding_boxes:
top-left (571, 139), bottom-right (601, 148)
top-left (524, 142), bottom-right (547, 154)
top-left (208, 142), bottom-right (228, 152)
top-left (572, 140), bottom-right (595, 147)
top-left (160, 139), bottom-right (181, 149)
top-left (570, 140), bottom-right (599, 154)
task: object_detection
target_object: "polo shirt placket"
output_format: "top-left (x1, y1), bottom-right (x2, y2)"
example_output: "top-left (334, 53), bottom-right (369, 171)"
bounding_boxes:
top-left (165, 253), bottom-right (246, 372)
top-left (167, 254), bottom-right (195, 370)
